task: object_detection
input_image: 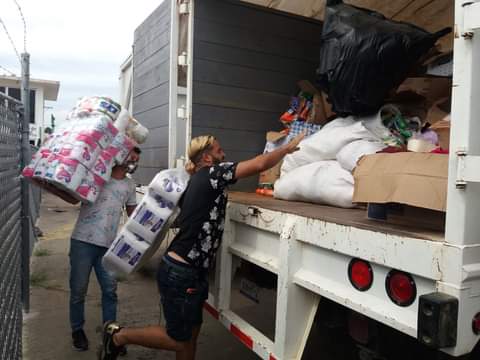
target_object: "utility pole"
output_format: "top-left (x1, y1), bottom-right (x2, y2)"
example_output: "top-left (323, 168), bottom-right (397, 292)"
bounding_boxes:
top-left (20, 52), bottom-right (31, 312)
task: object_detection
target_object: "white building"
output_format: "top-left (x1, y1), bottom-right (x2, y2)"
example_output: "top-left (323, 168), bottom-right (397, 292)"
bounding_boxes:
top-left (0, 75), bottom-right (60, 145)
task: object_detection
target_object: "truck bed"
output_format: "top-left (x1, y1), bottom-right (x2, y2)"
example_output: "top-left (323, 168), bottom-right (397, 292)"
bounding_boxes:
top-left (228, 192), bottom-right (445, 242)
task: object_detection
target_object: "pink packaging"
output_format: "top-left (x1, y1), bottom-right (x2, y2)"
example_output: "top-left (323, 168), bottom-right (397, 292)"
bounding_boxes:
top-left (76, 171), bottom-right (106, 203)
top-left (111, 133), bottom-right (136, 164)
top-left (22, 151), bottom-right (42, 178)
top-left (91, 150), bottom-right (114, 181)
top-left (73, 115), bottom-right (118, 149)
top-left (57, 142), bottom-right (101, 169)
top-left (46, 156), bottom-right (87, 191)
top-left (32, 151), bottom-right (53, 178)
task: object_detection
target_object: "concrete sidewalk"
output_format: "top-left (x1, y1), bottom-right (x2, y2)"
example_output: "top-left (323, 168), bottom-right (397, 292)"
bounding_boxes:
top-left (23, 193), bottom-right (257, 360)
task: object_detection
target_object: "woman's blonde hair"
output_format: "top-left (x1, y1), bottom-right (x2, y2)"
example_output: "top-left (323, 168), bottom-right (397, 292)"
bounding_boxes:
top-left (185, 135), bottom-right (216, 174)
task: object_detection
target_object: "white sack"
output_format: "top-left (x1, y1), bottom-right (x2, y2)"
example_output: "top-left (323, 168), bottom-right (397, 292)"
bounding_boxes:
top-left (274, 160), bottom-right (355, 208)
top-left (281, 116), bottom-right (378, 175)
top-left (336, 139), bottom-right (386, 172)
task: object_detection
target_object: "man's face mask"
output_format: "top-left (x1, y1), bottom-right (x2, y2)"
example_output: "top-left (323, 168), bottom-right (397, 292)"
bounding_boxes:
top-left (126, 160), bottom-right (138, 174)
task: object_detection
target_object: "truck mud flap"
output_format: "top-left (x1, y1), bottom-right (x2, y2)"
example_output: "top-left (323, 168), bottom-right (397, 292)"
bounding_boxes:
top-left (417, 292), bottom-right (458, 348)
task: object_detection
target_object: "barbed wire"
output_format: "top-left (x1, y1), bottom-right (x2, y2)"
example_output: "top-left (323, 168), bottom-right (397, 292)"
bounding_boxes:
top-left (0, 65), bottom-right (16, 76)
top-left (12, 0), bottom-right (26, 52)
top-left (0, 16), bottom-right (21, 63)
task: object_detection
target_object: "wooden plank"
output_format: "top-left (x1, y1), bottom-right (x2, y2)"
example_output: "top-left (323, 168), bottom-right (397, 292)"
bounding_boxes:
top-left (193, 59), bottom-right (300, 96)
top-left (195, 0), bottom-right (323, 42)
top-left (346, 0), bottom-right (412, 18)
top-left (194, 41), bottom-right (318, 77)
top-left (133, 103), bottom-right (169, 129)
top-left (392, 0), bottom-right (454, 53)
top-left (192, 104), bottom-right (283, 133)
top-left (228, 192), bottom-right (445, 242)
top-left (193, 82), bottom-right (289, 113)
top-left (194, 19), bottom-right (319, 62)
top-left (132, 81), bottom-right (169, 114)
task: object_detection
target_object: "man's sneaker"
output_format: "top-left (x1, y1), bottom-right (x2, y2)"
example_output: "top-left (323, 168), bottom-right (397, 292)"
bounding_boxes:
top-left (72, 329), bottom-right (89, 351)
top-left (98, 321), bottom-right (123, 360)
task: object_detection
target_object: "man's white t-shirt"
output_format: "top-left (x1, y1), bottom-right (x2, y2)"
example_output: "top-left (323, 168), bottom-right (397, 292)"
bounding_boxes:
top-left (71, 177), bottom-right (137, 248)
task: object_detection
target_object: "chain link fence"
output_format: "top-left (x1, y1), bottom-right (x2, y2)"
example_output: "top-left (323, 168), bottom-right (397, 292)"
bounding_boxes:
top-left (0, 92), bottom-right (25, 360)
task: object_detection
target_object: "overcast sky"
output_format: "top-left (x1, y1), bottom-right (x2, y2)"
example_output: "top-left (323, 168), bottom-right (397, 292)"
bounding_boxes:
top-left (0, 0), bottom-right (164, 126)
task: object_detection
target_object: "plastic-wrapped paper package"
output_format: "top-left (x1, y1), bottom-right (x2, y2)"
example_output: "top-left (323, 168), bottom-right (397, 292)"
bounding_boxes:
top-left (110, 133), bottom-right (137, 164)
top-left (103, 168), bottom-right (190, 276)
top-left (275, 160), bottom-right (355, 208)
top-left (73, 115), bottom-right (118, 149)
top-left (149, 168), bottom-right (190, 204)
top-left (103, 231), bottom-right (150, 274)
top-left (75, 171), bottom-right (106, 203)
top-left (67, 96), bottom-right (122, 121)
top-left (115, 109), bottom-right (149, 144)
top-left (281, 116), bottom-right (379, 175)
top-left (53, 159), bottom-right (88, 191)
top-left (22, 96), bottom-right (149, 204)
top-left (91, 150), bottom-right (114, 182)
top-left (57, 141), bottom-right (101, 169)
top-left (125, 197), bottom-right (174, 244)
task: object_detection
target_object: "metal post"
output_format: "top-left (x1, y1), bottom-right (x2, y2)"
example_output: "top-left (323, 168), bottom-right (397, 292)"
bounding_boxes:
top-left (20, 52), bottom-right (31, 312)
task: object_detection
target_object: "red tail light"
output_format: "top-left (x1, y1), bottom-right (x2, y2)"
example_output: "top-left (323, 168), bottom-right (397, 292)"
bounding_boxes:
top-left (472, 313), bottom-right (480, 335)
top-left (348, 258), bottom-right (373, 291)
top-left (386, 270), bottom-right (416, 307)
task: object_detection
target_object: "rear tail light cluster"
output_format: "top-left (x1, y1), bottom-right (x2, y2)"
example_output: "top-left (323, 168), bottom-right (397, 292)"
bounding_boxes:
top-left (348, 259), bottom-right (373, 291)
top-left (472, 313), bottom-right (480, 335)
top-left (385, 270), bottom-right (417, 307)
top-left (347, 258), bottom-right (417, 307)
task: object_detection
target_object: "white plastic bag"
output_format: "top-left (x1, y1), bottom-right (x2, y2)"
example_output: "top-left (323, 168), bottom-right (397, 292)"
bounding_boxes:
top-left (281, 116), bottom-right (378, 175)
top-left (274, 160), bottom-right (355, 208)
top-left (336, 139), bottom-right (386, 172)
top-left (114, 109), bottom-right (149, 144)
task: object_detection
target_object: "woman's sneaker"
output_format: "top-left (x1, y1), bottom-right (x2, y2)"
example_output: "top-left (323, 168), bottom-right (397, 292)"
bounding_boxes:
top-left (72, 329), bottom-right (89, 351)
top-left (98, 321), bottom-right (123, 360)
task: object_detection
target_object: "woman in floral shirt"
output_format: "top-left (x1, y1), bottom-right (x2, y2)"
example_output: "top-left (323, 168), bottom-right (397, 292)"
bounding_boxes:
top-left (99, 133), bottom-right (304, 360)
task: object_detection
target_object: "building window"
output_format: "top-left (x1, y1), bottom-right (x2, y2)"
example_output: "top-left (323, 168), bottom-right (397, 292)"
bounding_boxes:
top-left (30, 90), bottom-right (35, 124)
top-left (0, 86), bottom-right (5, 94)
top-left (7, 87), bottom-right (35, 123)
top-left (8, 87), bottom-right (20, 100)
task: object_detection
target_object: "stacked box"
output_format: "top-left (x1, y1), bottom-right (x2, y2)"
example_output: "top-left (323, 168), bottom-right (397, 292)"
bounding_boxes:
top-left (103, 168), bottom-right (190, 276)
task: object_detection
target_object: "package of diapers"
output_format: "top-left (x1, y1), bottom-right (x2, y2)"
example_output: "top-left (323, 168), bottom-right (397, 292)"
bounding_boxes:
top-left (103, 168), bottom-right (190, 275)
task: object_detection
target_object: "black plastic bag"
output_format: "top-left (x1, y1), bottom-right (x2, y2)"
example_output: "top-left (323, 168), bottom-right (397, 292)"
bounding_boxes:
top-left (316, 0), bottom-right (450, 117)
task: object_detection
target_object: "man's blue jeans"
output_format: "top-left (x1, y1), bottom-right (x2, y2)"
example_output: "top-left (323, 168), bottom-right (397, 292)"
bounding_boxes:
top-left (69, 239), bottom-right (117, 332)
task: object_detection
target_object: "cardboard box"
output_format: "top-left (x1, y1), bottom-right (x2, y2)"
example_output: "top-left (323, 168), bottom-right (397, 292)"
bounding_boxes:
top-left (297, 80), bottom-right (334, 125)
top-left (431, 117), bottom-right (451, 150)
top-left (353, 153), bottom-right (448, 212)
top-left (259, 161), bottom-right (282, 185)
top-left (259, 131), bottom-right (286, 186)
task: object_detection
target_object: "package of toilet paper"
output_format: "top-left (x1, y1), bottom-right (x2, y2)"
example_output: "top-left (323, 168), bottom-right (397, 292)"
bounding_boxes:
top-left (103, 168), bottom-right (190, 276)
top-left (22, 96), bottom-right (147, 204)
top-left (66, 96), bottom-right (122, 121)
